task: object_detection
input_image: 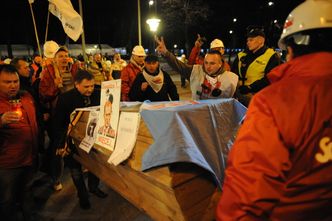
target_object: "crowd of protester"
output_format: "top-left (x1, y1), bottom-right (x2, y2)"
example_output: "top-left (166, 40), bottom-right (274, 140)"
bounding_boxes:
top-left (0, 0), bottom-right (331, 220)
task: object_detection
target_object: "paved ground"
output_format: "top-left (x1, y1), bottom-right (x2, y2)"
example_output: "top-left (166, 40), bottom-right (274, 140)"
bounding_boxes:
top-left (27, 75), bottom-right (191, 221)
top-left (31, 169), bottom-right (152, 221)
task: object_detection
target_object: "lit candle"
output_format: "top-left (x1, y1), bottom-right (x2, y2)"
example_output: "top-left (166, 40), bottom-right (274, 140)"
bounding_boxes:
top-left (10, 99), bottom-right (23, 119)
top-left (15, 108), bottom-right (23, 118)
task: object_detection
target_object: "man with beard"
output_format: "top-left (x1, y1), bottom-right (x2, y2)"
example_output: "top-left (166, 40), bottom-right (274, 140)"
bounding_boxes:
top-left (129, 54), bottom-right (179, 102)
top-left (155, 37), bottom-right (238, 100)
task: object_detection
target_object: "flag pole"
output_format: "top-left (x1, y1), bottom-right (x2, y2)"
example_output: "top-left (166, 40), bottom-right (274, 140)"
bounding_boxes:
top-left (45, 10), bottom-right (50, 43)
top-left (78, 0), bottom-right (88, 65)
top-left (28, 2), bottom-right (42, 56)
top-left (138, 0), bottom-right (142, 45)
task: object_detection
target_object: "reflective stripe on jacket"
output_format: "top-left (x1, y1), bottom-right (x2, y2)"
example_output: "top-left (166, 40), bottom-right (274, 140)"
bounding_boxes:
top-left (237, 48), bottom-right (275, 85)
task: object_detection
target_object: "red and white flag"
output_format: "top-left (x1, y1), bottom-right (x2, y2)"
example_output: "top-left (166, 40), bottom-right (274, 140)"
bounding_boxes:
top-left (48, 0), bottom-right (83, 41)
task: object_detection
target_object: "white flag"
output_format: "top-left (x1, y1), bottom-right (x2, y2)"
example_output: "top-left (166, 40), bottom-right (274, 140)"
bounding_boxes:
top-left (48, 0), bottom-right (83, 41)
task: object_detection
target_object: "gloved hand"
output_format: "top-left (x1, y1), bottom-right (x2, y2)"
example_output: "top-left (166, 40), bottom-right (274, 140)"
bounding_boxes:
top-left (238, 85), bottom-right (251, 94)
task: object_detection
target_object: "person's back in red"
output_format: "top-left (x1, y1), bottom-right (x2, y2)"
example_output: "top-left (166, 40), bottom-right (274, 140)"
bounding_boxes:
top-left (216, 1), bottom-right (332, 220)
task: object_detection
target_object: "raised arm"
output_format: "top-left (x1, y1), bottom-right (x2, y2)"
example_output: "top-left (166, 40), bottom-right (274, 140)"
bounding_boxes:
top-left (188, 34), bottom-right (204, 65)
top-left (155, 36), bottom-right (193, 79)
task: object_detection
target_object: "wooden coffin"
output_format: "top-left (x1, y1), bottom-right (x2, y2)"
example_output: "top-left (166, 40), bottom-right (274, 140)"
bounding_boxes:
top-left (70, 110), bottom-right (221, 221)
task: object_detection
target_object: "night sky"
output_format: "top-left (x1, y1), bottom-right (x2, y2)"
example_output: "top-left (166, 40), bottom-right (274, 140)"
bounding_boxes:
top-left (2, 0), bottom-right (304, 52)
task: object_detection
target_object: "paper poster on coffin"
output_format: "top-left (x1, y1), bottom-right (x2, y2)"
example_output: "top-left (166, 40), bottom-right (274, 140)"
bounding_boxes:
top-left (79, 109), bottom-right (99, 153)
top-left (95, 79), bottom-right (121, 151)
top-left (108, 112), bottom-right (141, 166)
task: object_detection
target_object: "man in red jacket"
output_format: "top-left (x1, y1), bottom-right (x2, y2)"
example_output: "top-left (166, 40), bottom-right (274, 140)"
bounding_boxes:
top-left (0, 64), bottom-right (39, 221)
top-left (120, 45), bottom-right (146, 101)
top-left (216, 0), bottom-right (332, 220)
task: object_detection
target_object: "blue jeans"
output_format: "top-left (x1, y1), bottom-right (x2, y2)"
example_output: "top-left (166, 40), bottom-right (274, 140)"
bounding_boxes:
top-left (0, 166), bottom-right (34, 221)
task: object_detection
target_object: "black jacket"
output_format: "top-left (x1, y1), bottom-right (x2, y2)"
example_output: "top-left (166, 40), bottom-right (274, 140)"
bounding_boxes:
top-left (129, 70), bottom-right (179, 102)
top-left (52, 88), bottom-right (100, 149)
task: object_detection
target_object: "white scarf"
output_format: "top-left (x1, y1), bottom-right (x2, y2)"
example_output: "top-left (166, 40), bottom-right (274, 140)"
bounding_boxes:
top-left (205, 74), bottom-right (220, 88)
top-left (142, 69), bottom-right (164, 93)
top-left (130, 57), bottom-right (144, 71)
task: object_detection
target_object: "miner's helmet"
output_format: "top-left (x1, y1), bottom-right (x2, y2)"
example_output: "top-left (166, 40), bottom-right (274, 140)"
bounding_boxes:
top-left (43, 40), bottom-right (60, 59)
top-left (278, 0), bottom-right (332, 50)
top-left (132, 45), bottom-right (146, 56)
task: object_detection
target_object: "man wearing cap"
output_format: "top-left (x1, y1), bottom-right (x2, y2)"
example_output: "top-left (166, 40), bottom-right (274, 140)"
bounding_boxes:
top-left (155, 37), bottom-right (238, 100)
top-left (217, 0), bottom-right (332, 220)
top-left (231, 27), bottom-right (280, 106)
top-left (120, 45), bottom-right (146, 101)
top-left (129, 54), bottom-right (179, 102)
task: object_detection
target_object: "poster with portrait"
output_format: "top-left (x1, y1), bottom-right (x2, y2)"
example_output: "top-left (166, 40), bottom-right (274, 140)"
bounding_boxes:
top-left (95, 79), bottom-right (121, 151)
top-left (79, 109), bottom-right (99, 153)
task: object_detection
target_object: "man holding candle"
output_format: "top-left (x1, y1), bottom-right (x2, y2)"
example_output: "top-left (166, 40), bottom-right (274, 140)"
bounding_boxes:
top-left (0, 64), bottom-right (39, 220)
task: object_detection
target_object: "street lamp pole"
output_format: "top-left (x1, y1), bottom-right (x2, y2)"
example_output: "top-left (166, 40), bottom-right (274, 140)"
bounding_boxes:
top-left (138, 0), bottom-right (142, 45)
top-left (146, 1), bottom-right (160, 53)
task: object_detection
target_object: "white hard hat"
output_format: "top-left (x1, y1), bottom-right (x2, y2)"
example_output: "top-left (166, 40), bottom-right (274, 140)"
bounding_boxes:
top-left (43, 40), bottom-right (60, 58)
top-left (4, 58), bottom-right (11, 64)
top-left (210, 39), bottom-right (224, 49)
top-left (278, 0), bottom-right (332, 49)
top-left (132, 45), bottom-right (146, 56)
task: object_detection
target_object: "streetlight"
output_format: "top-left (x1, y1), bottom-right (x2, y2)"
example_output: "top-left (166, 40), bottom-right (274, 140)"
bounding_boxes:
top-left (146, 18), bottom-right (160, 53)
top-left (149, 0), bottom-right (154, 6)
top-left (233, 18), bottom-right (237, 23)
top-left (146, 18), bottom-right (161, 33)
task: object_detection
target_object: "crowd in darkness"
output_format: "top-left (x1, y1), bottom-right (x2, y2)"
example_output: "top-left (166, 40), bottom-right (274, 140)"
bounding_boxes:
top-left (1, 1), bottom-right (332, 220)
